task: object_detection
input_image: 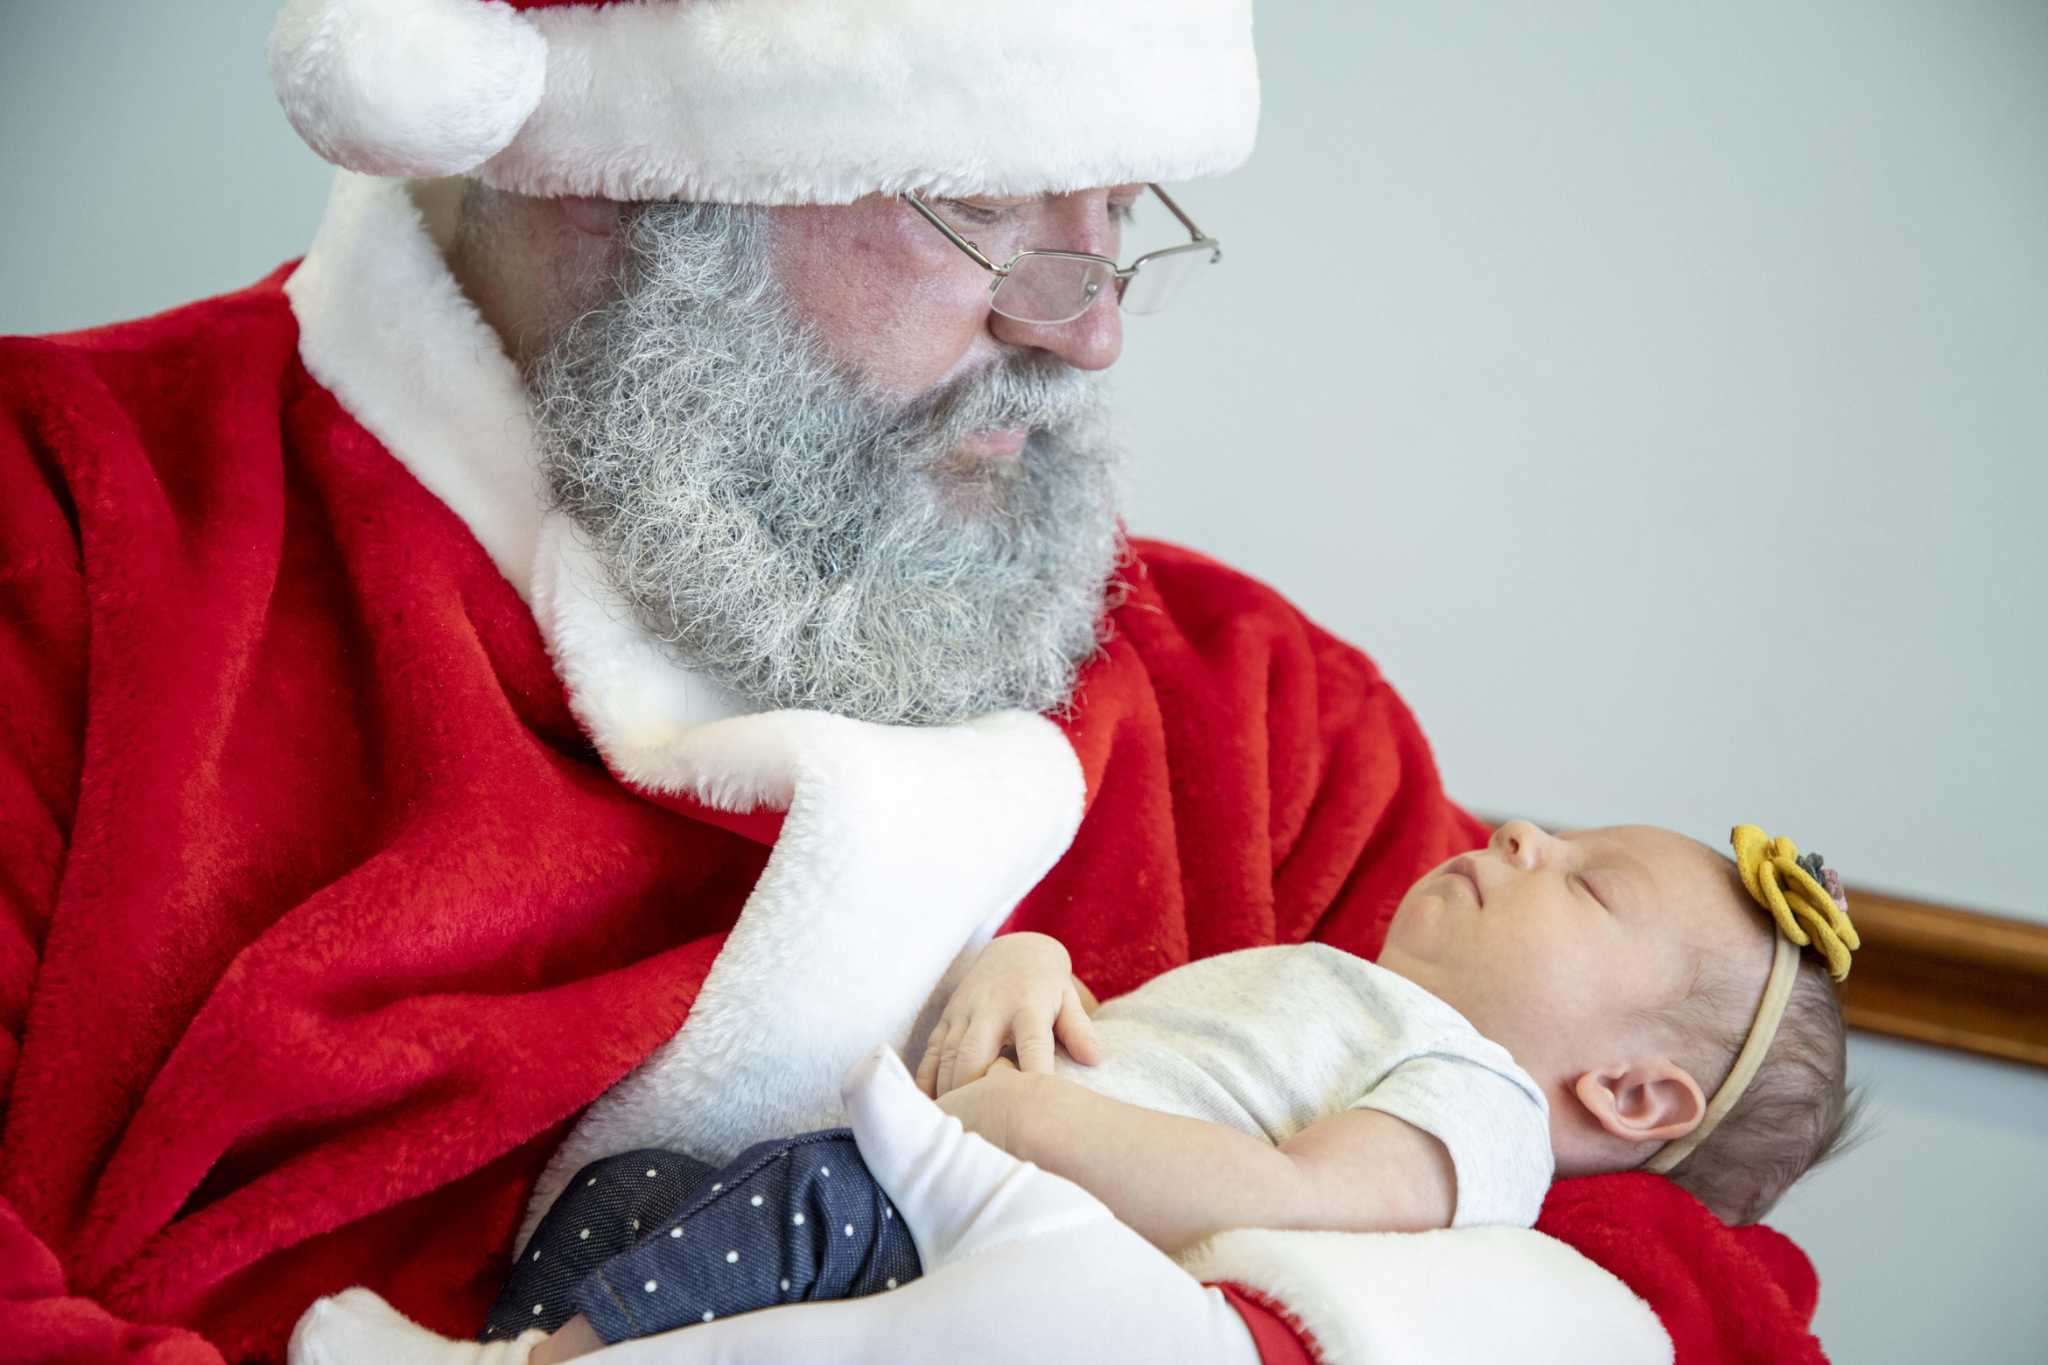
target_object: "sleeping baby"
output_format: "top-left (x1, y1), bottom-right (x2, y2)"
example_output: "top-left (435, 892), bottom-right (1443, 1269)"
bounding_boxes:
top-left (346, 819), bottom-right (1864, 1363)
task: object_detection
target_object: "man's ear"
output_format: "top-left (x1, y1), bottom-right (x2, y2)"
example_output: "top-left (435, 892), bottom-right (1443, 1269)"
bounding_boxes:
top-left (1571, 1060), bottom-right (1708, 1146)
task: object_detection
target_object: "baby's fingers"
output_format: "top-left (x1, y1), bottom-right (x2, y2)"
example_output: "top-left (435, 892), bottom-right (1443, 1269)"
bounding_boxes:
top-left (1055, 985), bottom-right (1103, 1066)
top-left (937, 1014), bottom-right (1005, 1097)
top-left (915, 1021), bottom-right (950, 1097)
top-left (1011, 1008), bottom-right (1059, 1074)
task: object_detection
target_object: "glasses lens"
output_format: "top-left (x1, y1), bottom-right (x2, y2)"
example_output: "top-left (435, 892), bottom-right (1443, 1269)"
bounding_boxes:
top-left (1120, 244), bottom-right (1217, 316)
top-left (992, 254), bottom-right (1118, 325)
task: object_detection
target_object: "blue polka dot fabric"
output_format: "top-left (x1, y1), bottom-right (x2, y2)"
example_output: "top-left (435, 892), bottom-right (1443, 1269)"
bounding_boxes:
top-left (484, 1129), bottom-right (921, 1344)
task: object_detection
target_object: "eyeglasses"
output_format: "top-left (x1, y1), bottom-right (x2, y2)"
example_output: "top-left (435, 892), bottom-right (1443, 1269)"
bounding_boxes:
top-left (901, 184), bottom-right (1222, 326)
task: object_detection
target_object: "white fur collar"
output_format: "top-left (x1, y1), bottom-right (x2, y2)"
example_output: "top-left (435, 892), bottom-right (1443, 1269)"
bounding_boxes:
top-left (285, 169), bottom-right (756, 734)
top-left (286, 173), bottom-right (543, 601)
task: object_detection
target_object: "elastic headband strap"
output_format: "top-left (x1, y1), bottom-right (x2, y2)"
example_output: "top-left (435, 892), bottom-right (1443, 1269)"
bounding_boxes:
top-left (1642, 934), bottom-right (1802, 1175)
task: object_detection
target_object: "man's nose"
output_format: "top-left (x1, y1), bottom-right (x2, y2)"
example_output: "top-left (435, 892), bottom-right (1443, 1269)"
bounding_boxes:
top-left (985, 191), bottom-right (1125, 372)
top-left (1490, 819), bottom-right (1556, 870)
top-left (988, 298), bottom-right (1123, 372)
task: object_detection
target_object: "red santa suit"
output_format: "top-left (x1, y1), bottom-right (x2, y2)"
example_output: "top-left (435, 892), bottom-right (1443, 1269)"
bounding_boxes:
top-left (0, 169), bottom-right (1828, 1364)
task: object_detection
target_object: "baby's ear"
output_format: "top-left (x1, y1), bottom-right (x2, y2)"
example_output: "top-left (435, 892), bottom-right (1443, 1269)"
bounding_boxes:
top-left (1571, 1060), bottom-right (1707, 1146)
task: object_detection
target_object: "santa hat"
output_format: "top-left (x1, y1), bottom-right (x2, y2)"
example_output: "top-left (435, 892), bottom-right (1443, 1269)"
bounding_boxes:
top-left (266, 0), bottom-right (1260, 204)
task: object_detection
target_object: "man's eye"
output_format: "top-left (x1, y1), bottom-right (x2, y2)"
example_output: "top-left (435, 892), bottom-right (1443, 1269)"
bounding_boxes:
top-left (941, 200), bottom-right (1006, 225)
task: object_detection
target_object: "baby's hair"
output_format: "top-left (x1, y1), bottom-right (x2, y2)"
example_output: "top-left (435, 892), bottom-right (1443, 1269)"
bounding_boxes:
top-left (1658, 949), bottom-right (1863, 1224)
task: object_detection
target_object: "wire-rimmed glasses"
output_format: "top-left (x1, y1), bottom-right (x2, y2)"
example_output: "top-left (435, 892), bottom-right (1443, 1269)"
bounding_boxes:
top-left (901, 184), bottom-right (1222, 326)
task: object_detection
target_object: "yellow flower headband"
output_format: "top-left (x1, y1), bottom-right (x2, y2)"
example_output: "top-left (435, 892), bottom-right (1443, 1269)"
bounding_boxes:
top-left (1643, 824), bottom-right (1859, 1175)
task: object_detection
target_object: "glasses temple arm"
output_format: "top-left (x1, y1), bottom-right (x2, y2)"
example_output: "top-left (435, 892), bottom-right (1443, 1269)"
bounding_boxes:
top-left (901, 191), bottom-right (1002, 273)
top-left (1146, 183), bottom-right (1209, 242)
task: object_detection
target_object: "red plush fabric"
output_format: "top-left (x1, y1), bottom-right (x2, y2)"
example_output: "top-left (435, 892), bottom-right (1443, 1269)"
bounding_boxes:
top-left (0, 272), bottom-right (1822, 1363)
top-left (1538, 1176), bottom-right (1827, 1365)
top-left (1214, 1284), bottom-right (1322, 1365)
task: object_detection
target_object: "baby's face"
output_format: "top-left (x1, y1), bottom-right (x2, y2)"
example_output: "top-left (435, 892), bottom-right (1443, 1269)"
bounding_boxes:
top-left (1379, 821), bottom-right (1769, 1076)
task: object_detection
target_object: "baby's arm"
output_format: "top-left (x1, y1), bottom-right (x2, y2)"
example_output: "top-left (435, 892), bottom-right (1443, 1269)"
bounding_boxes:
top-left (943, 1067), bottom-right (1455, 1255)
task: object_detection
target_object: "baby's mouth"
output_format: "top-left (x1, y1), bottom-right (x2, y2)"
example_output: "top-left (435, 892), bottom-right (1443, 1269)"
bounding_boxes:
top-left (1445, 857), bottom-right (1484, 906)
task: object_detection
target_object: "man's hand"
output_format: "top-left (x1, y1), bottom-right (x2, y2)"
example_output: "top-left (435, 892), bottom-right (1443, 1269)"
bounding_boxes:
top-left (916, 932), bottom-right (1101, 1096)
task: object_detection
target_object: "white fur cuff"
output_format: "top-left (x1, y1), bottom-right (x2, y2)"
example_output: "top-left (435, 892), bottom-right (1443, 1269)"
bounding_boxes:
top-left (1179, 1227), bottom-right (1674, 1365)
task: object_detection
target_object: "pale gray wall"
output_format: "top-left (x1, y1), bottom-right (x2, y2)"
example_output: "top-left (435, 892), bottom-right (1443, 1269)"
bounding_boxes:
top-left (0, 5), bottom-right (333, 329)
top-left (5, 3), bottom-right (2045, 1362)
top-left (1114, 1), bottom-right (2048, 929)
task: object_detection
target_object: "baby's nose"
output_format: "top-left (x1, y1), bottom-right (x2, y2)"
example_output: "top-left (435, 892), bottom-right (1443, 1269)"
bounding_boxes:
top-left (1490, 818), bottom-right (1553, 869)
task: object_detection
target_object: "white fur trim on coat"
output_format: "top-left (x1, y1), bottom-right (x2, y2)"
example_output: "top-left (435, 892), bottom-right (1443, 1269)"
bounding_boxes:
top-left (286, 173), bottom-right (551, 596)
top-left (1179, 1227), bottom-right (1674, 1365)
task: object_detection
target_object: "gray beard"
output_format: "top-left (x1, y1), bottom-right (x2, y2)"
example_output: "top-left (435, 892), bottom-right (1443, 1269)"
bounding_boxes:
top-left (527, 202), bottom-right (1126, 727)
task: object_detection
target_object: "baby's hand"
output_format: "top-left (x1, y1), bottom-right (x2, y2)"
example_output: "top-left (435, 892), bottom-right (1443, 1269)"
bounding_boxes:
top-left (917, 932), bottom-right (1103, 1097)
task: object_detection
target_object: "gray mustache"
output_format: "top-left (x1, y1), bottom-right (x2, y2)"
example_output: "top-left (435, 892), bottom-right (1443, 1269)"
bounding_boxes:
top-left (902, 357), bottom-right (1099, 455)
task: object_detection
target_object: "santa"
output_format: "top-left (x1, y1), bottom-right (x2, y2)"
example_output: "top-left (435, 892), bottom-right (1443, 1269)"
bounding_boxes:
top-left (0, 1), bottom-right (1827, 1361)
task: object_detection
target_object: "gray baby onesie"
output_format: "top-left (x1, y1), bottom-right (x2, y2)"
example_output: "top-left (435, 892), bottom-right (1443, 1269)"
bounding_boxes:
top-left (1056, 942), bottom-right (1554, 1228)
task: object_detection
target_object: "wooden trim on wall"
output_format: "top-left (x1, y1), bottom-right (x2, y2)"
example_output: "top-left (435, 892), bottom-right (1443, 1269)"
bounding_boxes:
top-left (1835, 888), bottom-right (2048, 1070)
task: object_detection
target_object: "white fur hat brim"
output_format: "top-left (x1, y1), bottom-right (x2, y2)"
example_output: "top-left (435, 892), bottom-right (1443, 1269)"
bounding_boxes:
top-left (270, 0), bottom-right (1259, 203)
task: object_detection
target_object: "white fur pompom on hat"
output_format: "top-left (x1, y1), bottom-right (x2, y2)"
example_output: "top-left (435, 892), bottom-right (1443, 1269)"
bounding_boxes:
top-left (266, 0), bottom-right (1260, 205)
top-left (267, 0), bottom-right (548, 180)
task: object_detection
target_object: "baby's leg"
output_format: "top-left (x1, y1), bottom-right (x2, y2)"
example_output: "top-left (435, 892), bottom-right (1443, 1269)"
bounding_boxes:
top-left (566, 1129), bottom-right (921, 1344)
top-left (484, 1148), bottom-right (718, 1340)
